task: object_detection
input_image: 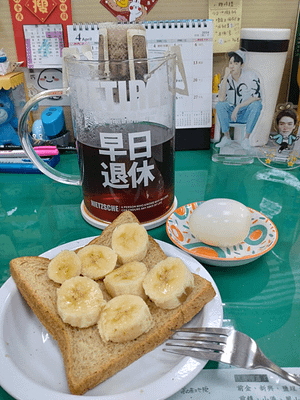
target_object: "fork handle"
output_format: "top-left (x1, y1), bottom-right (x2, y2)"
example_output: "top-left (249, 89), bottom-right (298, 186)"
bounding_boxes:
top-left (256, 349), bottom-right (300, 386)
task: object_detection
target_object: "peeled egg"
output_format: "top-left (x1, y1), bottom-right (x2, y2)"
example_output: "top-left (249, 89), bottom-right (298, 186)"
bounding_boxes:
top-left (189, 199), bottom-right (251, 248)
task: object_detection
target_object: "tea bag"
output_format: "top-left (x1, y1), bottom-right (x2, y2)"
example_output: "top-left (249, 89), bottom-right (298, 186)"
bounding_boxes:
top-left (98, 22), bottom-right (148, 80)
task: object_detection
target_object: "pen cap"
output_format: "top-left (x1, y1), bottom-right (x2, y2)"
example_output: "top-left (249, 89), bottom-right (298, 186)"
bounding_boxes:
top-left (41, 107), bottom-right (65, 138)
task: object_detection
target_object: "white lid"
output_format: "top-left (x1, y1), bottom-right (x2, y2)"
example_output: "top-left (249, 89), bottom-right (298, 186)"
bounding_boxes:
top-left (80, 197), bottom-right (178, 230)
top-left (240, 28), bottom-right (290, 41)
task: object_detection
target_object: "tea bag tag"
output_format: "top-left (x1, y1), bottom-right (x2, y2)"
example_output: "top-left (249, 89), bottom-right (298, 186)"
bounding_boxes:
top-left (169, 45), bottom-right (189, 96)
top-left (62, 47), bottom-right (80, 89)
top-left (144, 45), bottom-right (189, 96)
top-left (80, 44), bottom-right (93, 61)
top-left (62, 45), bottom-right (94, 89)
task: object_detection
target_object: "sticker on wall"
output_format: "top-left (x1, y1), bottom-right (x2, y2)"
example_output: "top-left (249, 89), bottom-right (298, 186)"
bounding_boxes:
top-left (100, 0), bottom-right (159, 22)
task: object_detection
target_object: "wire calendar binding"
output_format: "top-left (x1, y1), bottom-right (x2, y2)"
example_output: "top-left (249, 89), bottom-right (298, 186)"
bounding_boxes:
top-left (67, 19), bottom-right (213, 147)
top-left (143, 19), bottom-right (210, 28)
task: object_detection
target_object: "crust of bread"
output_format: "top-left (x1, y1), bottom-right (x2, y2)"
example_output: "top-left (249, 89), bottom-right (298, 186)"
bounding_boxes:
top-left (10, 211), bottom-right (216, 395)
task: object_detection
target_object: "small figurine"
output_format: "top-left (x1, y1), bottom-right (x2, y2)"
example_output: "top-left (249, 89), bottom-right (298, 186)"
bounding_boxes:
top-left (270, 104), bottom-right (299, 153)
top-left (0, 49), bottom-right (10, 76)
top-left (0, 49), bottom-right (22, 75)
top-left (31, 119), bottom-right (47, 141)
top-left (0, 89), bottom-right (20, 146)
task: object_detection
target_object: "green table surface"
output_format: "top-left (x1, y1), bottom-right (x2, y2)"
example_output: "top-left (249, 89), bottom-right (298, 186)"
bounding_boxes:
top-left (1, 149), bottom-right (300, 399)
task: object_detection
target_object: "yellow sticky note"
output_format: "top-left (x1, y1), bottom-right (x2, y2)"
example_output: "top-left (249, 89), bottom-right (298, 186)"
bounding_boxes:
top-left (209, 0), bottom-right (242, 53)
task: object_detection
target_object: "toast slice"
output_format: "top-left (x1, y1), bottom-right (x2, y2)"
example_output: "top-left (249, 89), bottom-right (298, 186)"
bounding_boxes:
top-left (10, 211), bottom-right (216, 395)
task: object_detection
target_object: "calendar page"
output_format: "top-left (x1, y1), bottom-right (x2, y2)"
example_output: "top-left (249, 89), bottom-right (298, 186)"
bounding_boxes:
top-left (23, 24), bottom-right (64, 69)
top-left (67, 24), bottom-right (100, 60)
top-left (144, 20), bottom-right (213, 129)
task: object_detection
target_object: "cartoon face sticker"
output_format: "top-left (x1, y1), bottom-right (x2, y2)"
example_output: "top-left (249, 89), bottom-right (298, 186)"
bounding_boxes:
top-left (100, 0), bottom-right (149, 22)
top-left (37, 68), bottom-right (62, 90)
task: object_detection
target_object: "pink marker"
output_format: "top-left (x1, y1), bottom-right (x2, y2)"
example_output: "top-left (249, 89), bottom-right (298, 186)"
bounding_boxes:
top-left (0, 146), bottom-right (59, 158)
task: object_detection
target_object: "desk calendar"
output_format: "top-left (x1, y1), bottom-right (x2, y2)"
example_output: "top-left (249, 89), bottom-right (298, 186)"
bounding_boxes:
top-left (67, 24), bottom-right (100, 60)
top-left (144, 19), bottom-right (213, 130)
top-left (23, 24), bottom-right (64, 69)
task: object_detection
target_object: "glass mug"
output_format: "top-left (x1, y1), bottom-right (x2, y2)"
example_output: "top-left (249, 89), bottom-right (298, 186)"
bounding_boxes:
top-left (18, 54), bottom-right (178, 229)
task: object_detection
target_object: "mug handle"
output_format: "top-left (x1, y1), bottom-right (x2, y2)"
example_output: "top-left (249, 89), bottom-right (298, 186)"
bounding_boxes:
top-left (18, 88), bottom-right (81, 186)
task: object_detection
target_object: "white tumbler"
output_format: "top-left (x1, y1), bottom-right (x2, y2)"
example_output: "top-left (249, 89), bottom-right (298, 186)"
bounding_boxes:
top-left (240, 28), bottom-right (290, 147)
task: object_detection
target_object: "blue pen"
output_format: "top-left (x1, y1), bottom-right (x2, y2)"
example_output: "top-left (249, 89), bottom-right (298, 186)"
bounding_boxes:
top-left (0, 154), bottom-right (60, 173)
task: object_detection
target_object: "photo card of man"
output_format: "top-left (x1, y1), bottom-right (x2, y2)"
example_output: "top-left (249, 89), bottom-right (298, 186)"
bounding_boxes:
top-left (212, 48), bottom-right (263, 165)
top-left (257, 103), bottom-right (300, 170)
top-left (212, 28), bottom-right (290, 165)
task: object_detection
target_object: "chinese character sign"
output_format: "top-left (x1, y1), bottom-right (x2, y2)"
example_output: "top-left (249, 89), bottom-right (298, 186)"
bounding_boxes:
top-left (99, 131), bottom-right (155, 190)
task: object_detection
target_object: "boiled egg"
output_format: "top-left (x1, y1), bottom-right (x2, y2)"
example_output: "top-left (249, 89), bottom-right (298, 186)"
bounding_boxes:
top-left (189, 199), bottom-right (251, 248)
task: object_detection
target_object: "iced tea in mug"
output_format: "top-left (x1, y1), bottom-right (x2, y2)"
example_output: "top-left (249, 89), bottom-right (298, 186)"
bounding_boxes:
top-left (77, 123), bottom-right (174, 223)
top-left (18, 48), bottom-right (177, 228)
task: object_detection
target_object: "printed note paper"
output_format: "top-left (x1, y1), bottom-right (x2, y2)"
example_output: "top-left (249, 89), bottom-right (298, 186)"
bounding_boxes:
top-left (168, 367), bottom-right (300, 400)
top-left (209, 0), bottom-right (242, 53)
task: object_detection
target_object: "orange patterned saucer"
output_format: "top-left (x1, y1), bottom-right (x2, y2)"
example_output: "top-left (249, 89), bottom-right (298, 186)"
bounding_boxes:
top-left (166, 202), bottom-right (278, 267)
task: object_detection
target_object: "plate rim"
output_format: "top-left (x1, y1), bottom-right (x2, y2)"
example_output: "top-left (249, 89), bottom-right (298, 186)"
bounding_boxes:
top-left (0, 237), bottom-right (223, 400)
top-left (166, 201), bottom-right (279, 263)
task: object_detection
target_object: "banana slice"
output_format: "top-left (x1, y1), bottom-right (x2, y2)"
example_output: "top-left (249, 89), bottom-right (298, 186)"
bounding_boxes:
top-left (142, 257), bottom-right (194, 310)
top-left (104, 261), bottom-right (148, 299)
top-left (98, 294), bottom-right (153, 343)
top-left (111, 222), bottom-right (149, 264)
top-left (57, 276), bottom-right (106, 328)
top-left (48, 250), bottom-right (81, 284)
top-left (77, 245), bottom-right (117, 279)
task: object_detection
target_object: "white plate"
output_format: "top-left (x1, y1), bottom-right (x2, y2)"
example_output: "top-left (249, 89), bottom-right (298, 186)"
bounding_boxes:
top-left (0, 238), bottom-right (223, 400)
top-left (166, 202), bottom-right (278, 267)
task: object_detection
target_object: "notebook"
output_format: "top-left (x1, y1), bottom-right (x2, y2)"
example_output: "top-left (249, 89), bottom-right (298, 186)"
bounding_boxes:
top-left (67, 20), bottom-right (213, 148)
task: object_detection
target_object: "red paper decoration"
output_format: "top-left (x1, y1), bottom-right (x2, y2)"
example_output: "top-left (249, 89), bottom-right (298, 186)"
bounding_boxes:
top-left (25, 0), bottom-right (58, 23)
top-left (100, 0), bottom-right (159, 23)
top-left (9, 0), bottom-right (72, 66)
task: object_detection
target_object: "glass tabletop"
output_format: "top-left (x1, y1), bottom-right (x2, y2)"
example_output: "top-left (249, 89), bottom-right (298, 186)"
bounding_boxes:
top-left (1, 149), bottom-right (300, 399)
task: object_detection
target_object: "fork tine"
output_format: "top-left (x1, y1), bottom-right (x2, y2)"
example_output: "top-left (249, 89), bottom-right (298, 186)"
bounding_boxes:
top-left (166, 339), bottom-right (224, 351)
top-left (164, 327), bottom-right (230, 363)
top-left (174, 327), bottom-right (230, 336)
top-left (171, 333), bottom-right (227, 344)
top-left (163, 347), bottom-right (223, 362)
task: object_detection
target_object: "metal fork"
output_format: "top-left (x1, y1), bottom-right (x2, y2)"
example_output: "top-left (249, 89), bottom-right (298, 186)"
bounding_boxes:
top-left (163, 327), bottom-right (300, 386)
